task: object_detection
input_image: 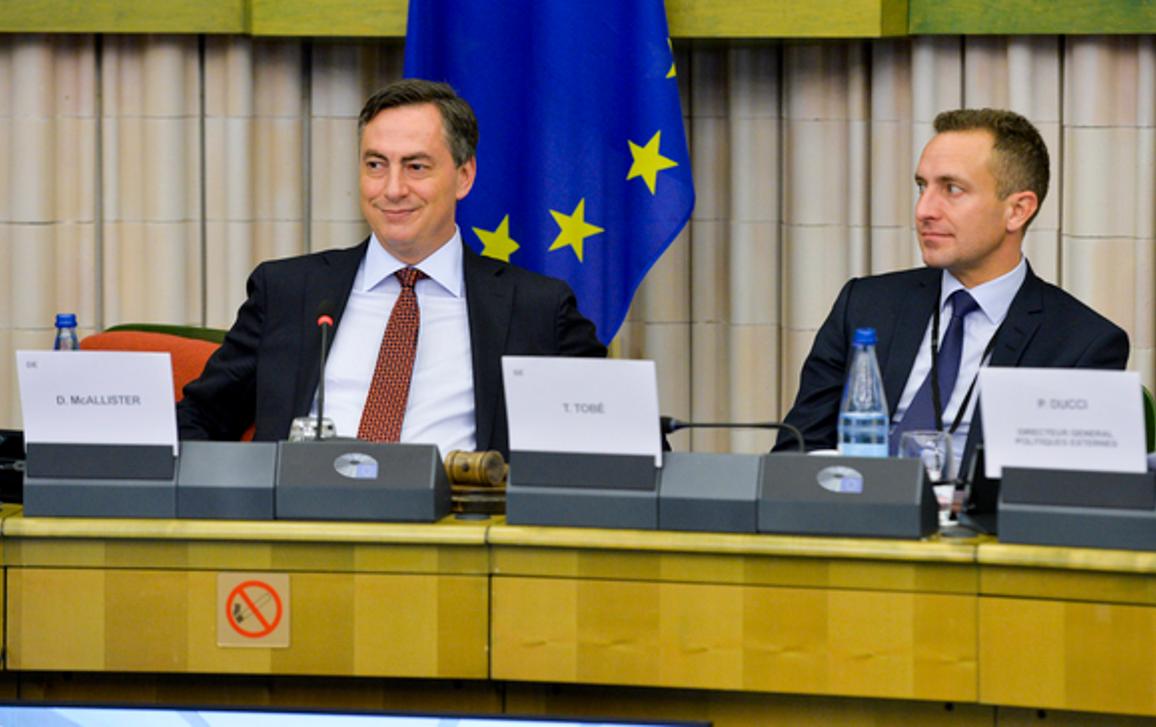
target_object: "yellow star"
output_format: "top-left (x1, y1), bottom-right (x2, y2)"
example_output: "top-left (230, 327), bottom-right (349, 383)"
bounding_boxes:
top-left (548, 198), bottom-right (604, 263)
top-left (627, 130), bottom-right (679, 195)
top-left (667, 38), bottom-right (677, 78)
top-left (473, 215), bottom-right (519, 262)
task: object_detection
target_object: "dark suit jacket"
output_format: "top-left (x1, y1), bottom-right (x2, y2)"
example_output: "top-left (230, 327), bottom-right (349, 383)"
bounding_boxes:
top-left (177, 240), bottom-right (607, 456)
top-left (776, 264), bottom-right (1130, 462)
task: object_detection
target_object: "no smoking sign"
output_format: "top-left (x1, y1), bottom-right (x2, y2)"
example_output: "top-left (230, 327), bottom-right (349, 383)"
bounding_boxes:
top-left (217, 573), bottom-right (291, 648)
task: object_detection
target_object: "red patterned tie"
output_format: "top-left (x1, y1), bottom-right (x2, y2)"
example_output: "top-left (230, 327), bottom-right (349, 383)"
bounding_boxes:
top-left (357, 267), bottom-right (427, 441)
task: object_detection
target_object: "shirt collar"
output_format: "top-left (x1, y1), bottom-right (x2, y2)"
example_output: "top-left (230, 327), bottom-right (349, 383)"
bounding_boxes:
top-left (361, 228), bottom-right (465, 297)
top-left (939, 255), bottom-right (1027, 326)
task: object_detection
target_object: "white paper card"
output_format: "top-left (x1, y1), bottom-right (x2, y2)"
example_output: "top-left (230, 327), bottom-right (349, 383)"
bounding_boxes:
top-left (502, 356), bottom-right (661, 465)
top-left (16, 350), bottom-right (179, 454)
top-left (978, 367), bottom-right (1146, 478)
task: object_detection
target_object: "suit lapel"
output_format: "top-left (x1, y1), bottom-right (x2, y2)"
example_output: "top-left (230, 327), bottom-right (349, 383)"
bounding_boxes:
top-left (463, 245), bottom-right (514, 451)
top-left (988, 265), bottom-right (1043, 367)
top-left (292, 240), bottom-right (368, 417)
top-left (881, 269), bottom-right (940, 415)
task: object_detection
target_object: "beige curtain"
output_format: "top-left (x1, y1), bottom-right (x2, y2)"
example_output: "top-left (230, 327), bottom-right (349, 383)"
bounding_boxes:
top-left (2, 35), bottom-right (1153, 452)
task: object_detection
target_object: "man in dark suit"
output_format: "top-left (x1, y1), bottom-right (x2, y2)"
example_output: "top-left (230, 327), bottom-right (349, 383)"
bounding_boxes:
top-left (777, 108), bottom-right (1129, 467)
top-left (178, 79), bottom-right (606, 457)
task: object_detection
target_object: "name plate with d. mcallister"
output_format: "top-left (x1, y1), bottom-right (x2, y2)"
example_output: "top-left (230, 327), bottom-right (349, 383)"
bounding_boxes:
top-left (17, 350), bottom-right (179, 517)
top-left (17, 350), bottom-right (179, 454)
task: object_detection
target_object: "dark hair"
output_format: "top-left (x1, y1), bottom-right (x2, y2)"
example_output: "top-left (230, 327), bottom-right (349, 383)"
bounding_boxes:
top-left (933, 108), bottom-right (1050, 224)
top-left (358, 79), bottom-right (478, 166)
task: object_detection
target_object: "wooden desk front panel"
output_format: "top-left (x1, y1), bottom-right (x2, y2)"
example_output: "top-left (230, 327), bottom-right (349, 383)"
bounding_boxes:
top-left (487, 526), bottom-right (978, 592)
top-left (492, 575), bottom-right (976, 701)
top-left (3, 515), bottom-right (492, 678)
top-left (978, 544), bottom-right (1156, 717)
top-left (979, 596), bottom-right (1156, 717)
top-left (2, 517), bottom-right (491, 574)
top-left (8, 567), bottom-right (488, 677)
top-left (489, 527), bottom-right (978, 701)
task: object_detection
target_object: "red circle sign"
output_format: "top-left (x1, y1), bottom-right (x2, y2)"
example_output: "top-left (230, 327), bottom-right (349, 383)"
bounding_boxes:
top-left (225, 580), bottom-right (283, 638)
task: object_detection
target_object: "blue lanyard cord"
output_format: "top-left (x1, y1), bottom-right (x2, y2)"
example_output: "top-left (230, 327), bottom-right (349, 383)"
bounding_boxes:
top-left (928, 302), bottom-right (1002, 434)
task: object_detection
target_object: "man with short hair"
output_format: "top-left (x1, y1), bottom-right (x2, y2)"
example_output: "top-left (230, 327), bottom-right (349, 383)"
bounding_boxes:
top-left (776, 108), bottom-right (1128, 467)
top-left (178, 79), bottom-right (606, 456)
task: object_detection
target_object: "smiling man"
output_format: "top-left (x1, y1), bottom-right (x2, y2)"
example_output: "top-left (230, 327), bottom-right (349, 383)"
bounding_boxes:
top-left (178, 79), bottom-right (606, 456)
top-left (776, 108), bottom-right (1128, 468)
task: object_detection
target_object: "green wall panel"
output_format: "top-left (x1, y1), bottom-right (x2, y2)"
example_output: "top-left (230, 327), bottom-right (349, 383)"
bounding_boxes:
top-left (665, 0), bottom-right (908, 38)
top-left (1, 0), bottom-right (1152, 38)
top-left (0, 0), bottom-right (247, 34)
top-left (3, 0), bottom-right (906, 38)
top-left (910, 0), bottom-right (1156, 34)
top-left (250, 0), bottom-right (405, 37)
top-left (254, 0), bottom-right (911, 38)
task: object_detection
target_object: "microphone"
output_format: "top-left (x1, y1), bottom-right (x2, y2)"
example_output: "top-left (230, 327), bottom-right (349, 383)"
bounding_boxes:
top-left (660, 416), bottom-right (806, 453)
top-left (315, 299), bottom-right (336, 441)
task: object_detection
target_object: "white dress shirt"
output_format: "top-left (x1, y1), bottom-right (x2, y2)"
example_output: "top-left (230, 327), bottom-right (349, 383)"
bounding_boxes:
top-left (891, 257), bottom-right (1028, 470)
top-left (314, 229), bottom-right (477, 454)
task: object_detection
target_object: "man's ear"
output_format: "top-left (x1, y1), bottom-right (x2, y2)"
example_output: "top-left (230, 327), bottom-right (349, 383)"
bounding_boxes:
top-left (1006, 190), bottom-right (1039, 233)
top-left (456, 157), bottom-right (477, 200)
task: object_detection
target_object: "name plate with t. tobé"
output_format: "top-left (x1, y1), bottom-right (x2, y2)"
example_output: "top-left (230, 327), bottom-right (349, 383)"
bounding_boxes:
top-left (503, 356), bottom-right (661, 529)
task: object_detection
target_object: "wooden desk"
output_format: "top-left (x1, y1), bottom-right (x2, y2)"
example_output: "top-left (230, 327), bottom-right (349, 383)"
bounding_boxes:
top-left (3, 514), bottom-right (490, 678)
top-left (3, 512), bottom-right (1155, 724)
top-left (489, 525), bottom-right (979, 701)
top-left (977, 542), bottom-right (1156, 717)
top-left (0, 505), bottom-right (19, 668)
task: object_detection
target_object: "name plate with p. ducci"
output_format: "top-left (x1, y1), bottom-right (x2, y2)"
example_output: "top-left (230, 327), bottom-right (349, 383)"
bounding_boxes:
top-left (275, 440), bottom-right (450, 522)
top-left (757, 453), bottom-right (936, 538)
top-left (998, 466), bottom-right (1156, 551)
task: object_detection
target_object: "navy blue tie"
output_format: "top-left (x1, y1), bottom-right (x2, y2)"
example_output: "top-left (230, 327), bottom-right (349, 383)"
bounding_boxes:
top-left (890, 290), bottom-right (980, 454)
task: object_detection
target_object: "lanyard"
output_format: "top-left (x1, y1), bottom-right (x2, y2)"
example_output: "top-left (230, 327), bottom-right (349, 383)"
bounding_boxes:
top-left (928, 300), bottom-right (1001, 434)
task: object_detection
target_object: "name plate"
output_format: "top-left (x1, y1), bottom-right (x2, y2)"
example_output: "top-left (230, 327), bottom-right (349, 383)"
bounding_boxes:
top-left (978, 368), bottom-right (1146, 479)
top-left (502, 356), bottom-right (661, 465)
top-left (17, 350), bottom-right (178, 454)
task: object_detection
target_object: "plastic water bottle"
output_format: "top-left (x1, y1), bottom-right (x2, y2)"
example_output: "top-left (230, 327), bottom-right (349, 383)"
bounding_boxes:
top-left (53, 313), bottom-right (79, 351)
top-left (838, 327), bottom-right (889, 457)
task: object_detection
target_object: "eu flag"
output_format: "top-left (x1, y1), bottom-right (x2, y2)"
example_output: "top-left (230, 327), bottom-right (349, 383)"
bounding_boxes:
top-left (404, 0), bottom-right (695, 344)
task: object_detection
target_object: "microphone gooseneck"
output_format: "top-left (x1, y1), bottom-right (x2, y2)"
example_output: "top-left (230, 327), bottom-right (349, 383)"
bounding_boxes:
top-left (661, 416), bottom-right (806, 453)
top-left (315, 300), bottom-right (336, 441)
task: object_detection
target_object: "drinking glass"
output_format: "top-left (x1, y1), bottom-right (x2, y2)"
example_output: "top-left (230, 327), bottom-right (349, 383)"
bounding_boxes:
top-left (288, 416), bottom-right (336, 442)
top-left (898, 430), bottom-right (957, 524)
top-left (898, 430), bottom-right (955, 482)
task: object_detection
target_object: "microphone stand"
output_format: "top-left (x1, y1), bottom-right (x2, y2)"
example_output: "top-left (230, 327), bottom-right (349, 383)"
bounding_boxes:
top-left (315, 312), bottom-right (334, 441)
top-left (660, 416), bottom-right (806, 453)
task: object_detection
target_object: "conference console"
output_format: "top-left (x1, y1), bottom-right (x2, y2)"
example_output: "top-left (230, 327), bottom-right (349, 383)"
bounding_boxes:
top-left (506, 450), bottom-right (938, 539)
top-left (21, 441), bottom-right (1155, 548)
top-left (998, 466), bottom-right (1156, 550)
top-left (23, 440), bottom-right (450, 523)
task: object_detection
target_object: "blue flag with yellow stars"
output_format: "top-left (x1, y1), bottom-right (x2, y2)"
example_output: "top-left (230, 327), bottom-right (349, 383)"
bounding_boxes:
top-left (404, 0), bottom-right (695, 344)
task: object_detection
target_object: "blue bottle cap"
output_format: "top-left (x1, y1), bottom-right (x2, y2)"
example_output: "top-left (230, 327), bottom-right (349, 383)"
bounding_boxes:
top-left (54, 313), bottom-right (78, 328)
top-left (852, 327), bottom-right (877, 346)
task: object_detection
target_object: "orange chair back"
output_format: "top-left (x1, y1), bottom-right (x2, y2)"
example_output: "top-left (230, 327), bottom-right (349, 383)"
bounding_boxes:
top-left (80, 330), bottom-right (255, 440)
top-left (81, 331), bottom-right (219, 402)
